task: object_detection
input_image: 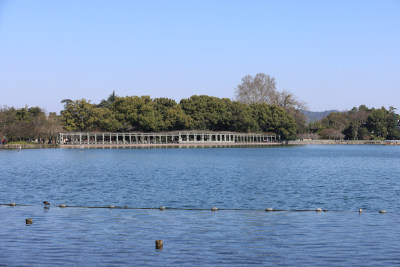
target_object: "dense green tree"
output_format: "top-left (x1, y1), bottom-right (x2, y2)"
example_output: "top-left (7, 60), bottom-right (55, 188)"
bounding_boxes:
top-left (111, 96), bottom-right (162, 132)
top-left (61, 98), bottom-right (121, 132)
top-left (165, 105), bottom-right (194, 130)
top-left (366, 107), bottom-right (400, 140)
top-left (153, 97), bottom-right (179, 130)
top-left (60, 99), bottom-right (98, 131)
top-left (180, 95), bottom-right (232, 131)
top-left (229, 101), bottom-right (258, 132)
top-left (250, 103), bottom-right (297, 139)
top-left (90, 107), bottom-right (120, 131)
top-left (321, 112), bottom-right (350, 131)
top-left (367, 108), bottom-right (389, 139)
top-left (343, 122), bottom-right (366, 140)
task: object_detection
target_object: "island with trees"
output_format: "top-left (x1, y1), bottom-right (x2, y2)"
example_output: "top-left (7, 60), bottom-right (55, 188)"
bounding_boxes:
top-left (1, 73), bottom-right (399, 147)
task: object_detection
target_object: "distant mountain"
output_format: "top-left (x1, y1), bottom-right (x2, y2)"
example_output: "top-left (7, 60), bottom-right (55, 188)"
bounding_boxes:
top-left (300, 109), bottom-right (339, 124)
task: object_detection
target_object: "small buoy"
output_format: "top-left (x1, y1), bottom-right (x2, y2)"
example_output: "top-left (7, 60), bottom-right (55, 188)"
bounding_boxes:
top-left (266, 208), bottom-right (274, 212)
top-left (211, 206), bottom-right (218, 211)
top-left (359, 208), bottom-right (362, 213)
top-left (9, 202), bottom-right (16, 206)
top-left (59, 204), bottom-right (66, 208)
top-left (26, 218), bottom-right (33, 224)
top-left (108, 205), bottom-right (116, 208)
top-left (159, 206), bottom-right (166, 211)
top-left (316, 208), bottom-right (322, 212)
top-left (379, 210), bottom-right (387, 213)
top-left (155, 240), bottom-right (163, 249)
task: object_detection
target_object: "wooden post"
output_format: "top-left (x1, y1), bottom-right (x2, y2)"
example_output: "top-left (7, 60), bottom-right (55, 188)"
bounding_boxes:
top-left (155, 240), bottom-right (163, 249)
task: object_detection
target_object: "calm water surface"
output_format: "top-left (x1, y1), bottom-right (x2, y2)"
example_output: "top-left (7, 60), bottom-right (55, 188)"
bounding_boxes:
top-left (0, 145), bottom-right (399, 266)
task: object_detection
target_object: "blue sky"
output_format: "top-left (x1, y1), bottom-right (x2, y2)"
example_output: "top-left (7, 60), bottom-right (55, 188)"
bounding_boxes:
top-left (0, 0), bottom-right (399, 113)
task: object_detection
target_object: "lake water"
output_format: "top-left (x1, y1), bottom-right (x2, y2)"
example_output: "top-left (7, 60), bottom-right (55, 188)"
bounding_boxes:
top-left (0, 145), bottom-right (399, 266)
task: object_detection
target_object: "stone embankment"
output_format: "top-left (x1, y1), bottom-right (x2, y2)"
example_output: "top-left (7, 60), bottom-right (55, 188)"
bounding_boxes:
top-left (1, 140), bottom-right (391, 149)
top-left (286, 140), bottom-right (385, 145)
top-left (0, 144), bottom-right (58, 149)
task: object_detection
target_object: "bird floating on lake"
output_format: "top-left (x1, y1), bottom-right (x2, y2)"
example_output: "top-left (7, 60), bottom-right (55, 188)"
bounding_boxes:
top-left (43, 201), bottom-right (50, 207)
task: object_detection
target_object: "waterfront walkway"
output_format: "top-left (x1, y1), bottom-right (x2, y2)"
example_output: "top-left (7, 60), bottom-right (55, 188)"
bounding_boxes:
top-left (58, 131), bottom-right (279, 147)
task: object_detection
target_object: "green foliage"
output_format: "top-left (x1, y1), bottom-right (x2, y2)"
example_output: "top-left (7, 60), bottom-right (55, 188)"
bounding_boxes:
top-left (343, 122), bottom-right (363, 140)
top-left (60, 99), bottom-right (93, 131)
top-left (367, 107), bottom-right (400, 140)
top-left (164, 105), bottom-right (194, 130)
top-left (250, 103), bottom-right (297, 140)
top-left (180, 95), bottom-right (232, 131)
top-left (111, 96), bottom-right (160, 132)
top-left (6, 94), bottom-right (398, 142)
top-left (229, 101), bottom-right (258, 132)
top-left (312, 105), bottom-right (400, 140)
top-left (57, 93), bottom-right (298, 139)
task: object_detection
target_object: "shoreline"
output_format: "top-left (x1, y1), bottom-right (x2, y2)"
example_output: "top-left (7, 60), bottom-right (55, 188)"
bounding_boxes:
top-left (0, 140), bottom-right (390, 150)
top-left (0, 144), bottom-right (58, 150)
top-left (286, 140), bottom-right (385, 145)
top-left (60, 140), bottom-right (386, 149)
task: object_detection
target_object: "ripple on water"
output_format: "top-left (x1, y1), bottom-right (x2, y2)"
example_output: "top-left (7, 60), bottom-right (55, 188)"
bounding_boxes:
top-left (0, 146), bottom-right (400, 265)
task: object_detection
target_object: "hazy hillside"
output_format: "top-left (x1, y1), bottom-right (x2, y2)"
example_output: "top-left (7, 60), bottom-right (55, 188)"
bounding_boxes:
top-left (300, 109), bottom-right (339, 124)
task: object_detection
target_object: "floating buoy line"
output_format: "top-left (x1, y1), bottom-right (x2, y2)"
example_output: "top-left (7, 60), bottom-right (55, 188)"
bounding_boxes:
top-left (0, 203), bottom-right (389, 213)
top-left (2, 202), bottom-right (388, 250)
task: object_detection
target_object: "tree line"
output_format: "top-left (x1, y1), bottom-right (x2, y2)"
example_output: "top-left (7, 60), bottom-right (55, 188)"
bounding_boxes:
top-left (1, 73), bottom-right (399, 143)
top-left (59, 93), bottom-right (297, 140)
top-left (0, 106), bottom-right (61, 143)
top-left (306, 105), bottom-right (400, 140)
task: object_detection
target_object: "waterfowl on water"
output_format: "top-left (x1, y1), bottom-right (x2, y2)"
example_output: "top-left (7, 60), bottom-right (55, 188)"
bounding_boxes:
top-left (43, 201), bottom-right (50, 207)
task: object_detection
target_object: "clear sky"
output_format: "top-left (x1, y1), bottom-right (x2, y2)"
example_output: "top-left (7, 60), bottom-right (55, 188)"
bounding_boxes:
top-left (1, 0), bottom-right (399, 114)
